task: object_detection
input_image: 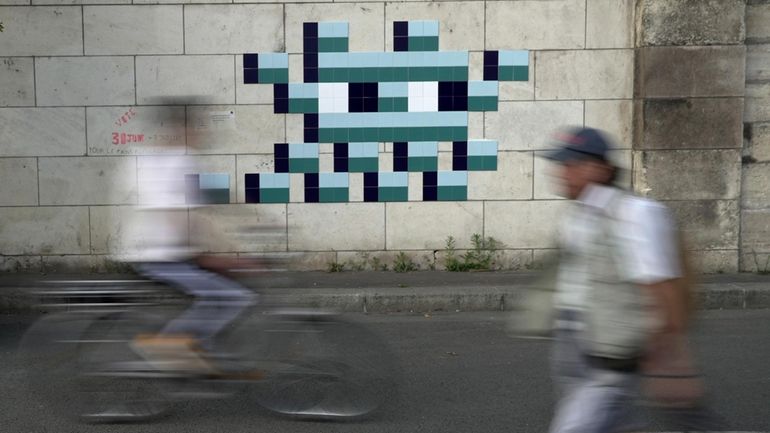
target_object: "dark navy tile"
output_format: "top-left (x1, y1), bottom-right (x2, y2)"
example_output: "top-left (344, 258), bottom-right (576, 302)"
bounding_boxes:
top-left (364, 172), bottom-right (378, 187)
top-left (349, 98), bottom-right (364, 113)
top-left (304, 68), bottom-right (318, 83)
top-left (244, 69), bottom-right (260, 84)
top-left (305, 188), bottom-right (319, 203)
top-left (363, 98), bottom-right (378, 113)
top-left (363, 82), bottom-right (378, 97)
top-left (274, 98), bottom-right (288, 114)
top-left (305, 113), bottom-right (319, 128)
top-left (303, 22), bottom-right (318, 38)
top-left (453, 155), bottom-right (467, 171)
top-left (394, 37), bottom-right (408, 52)
top-left (274, 83), bottom-right (288, 98)
top-left (483, 66), bottom-right (498, 81)
top-left (334, 158), bottom-right (349, 173)
top-left (275, 158), bottom-right (289, 173)
top-left (304, 173), bottom-right (319, 188)
top-left (393, 142), bottom-right (408, 157)
top-left (304, 53), bottom-right (318, 67)
top-left (304, 128), bottom-right (318, 142)
top-left (439, 81), bottom-right (453, 98)
top-left (453, 141), bottom-right (468, 155)
top-left (439, 96), bottom-right (453, 111)
top-left (243, 54), bottom-right (259, 69)
top-left (394, 157), bottom-right (408, 172)
top-left (423, 171), bottom-right (437, 186)
top-left (455, 81), bottom-right (468, 96)
top-left (394, 21), bottom-right (408, 37)
top-left (245, 173), bottom-right (260, 188)
top-left (364, 187), bottom-right (378, 202)
top-left (454, 96), bottom-right (468, 111)
top-left (423, 185), bottom-right (437, 201)
top-left (348, 82), bottom-right (364, 97)
top-left (303, 37), bottom-right (318, 53)
top-left (245, 188), bottom-right (260, 203)
top-left (275, 143), bottom-right (289, 158)
top-left (484, 50), bottom-right (498, 66)
top-left (334, 142), bottom-right (348, 157)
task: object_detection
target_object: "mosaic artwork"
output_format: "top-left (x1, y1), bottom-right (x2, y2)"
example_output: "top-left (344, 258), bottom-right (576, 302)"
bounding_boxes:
top-left (243, 20), bottom-right (529, 203)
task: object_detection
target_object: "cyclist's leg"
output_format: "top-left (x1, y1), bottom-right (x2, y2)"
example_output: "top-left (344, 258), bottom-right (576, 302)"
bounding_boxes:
top-left (137, 261), bottom-right (256, 350)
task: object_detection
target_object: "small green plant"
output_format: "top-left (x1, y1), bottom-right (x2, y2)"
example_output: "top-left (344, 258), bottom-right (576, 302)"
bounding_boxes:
top-left (393, 252), bottom-right (417, 273)
top-left (370, 256), bottom-right (389, 271)
top-left (0, 22), bottom-right (4, 32)
top-left (327, 260), bottom-right (345, 273)
top-left (444, 234), bottom-right (503, 271)
top-left (347, 252), bottom-right (369, 271)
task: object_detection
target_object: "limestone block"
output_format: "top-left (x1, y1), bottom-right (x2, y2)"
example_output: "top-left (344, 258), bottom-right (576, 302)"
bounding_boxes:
top-left (349, 172), bottom-right (363, 202)
top-left (41, 255), bottom-right (132, 274)
top-left (235, 154), bottom-right (274, 203)
top-left (86, 106), bottom-right (186, 156)
top-left (0, 6), bottom-right (82, 56)
top-left (584, 100), bottom-right (633, 148)
top-left (288, 203), bottom-right (385, 251)
top-left (39, 156), bottom-right (137, 205)
top-left (0, 108), bottom-right (86, 156)
top-left (688, 250), bottom-right (738, 274)
top-left (484, 200), bottom-right (567, 249)
top-left (235, 54), bottom-right (278, 105)
top-left (137, 154), bottom-right (236, 204)
top-left (745, 81), bottom-right (770, 123)
top-left (636, 46), bottom-right (746, 98)
top-left (634, 150), bottom-right (741, 200)
top-left (485, 0), bottom-right (584, 50)
top-left (408, 172), bottom-right (421, 202)
top-left (189, 204), bottom-right (287, 253)
top-left (745, 122), bottom-right (770, 163)
top-left (0, 206), bottom-right (89, 255)
top-left (136, 56), bottom-right (235, 105)
top-left (36, 56), bottom-right (135, 106)
top-left (84, 6), bottom-right (183, 55)
top-left (535, 50), bottom-right (634, 100)
top-left (385, 202), bottom-right (483, 250)
top-left (468, 112), bottom-right (483, 141)
top-left (133, 0), bottom-right (229, 5)
top-left (747, 3), bottom-right (770, 41)
top-left (0, 158), bottom-right (37, 206)
top-left (635, 98), bottom-right (743, 150)
top-left (33, 0), bottom-right (131, 4)
top-left (184, 5), bottom-right (283, 54)
top-left (747, 45), bottom-right (770, 82)
top-left (532, 248), bottom-right (560, 270)
top-left (386, 2), bottom-right (484, 51)
top-left (586, 0), bottom-right (634, 49)
top-left (493, 249), bottom-right (534, 271)
top-left (742, 163), bottom-right (770, 210)
top-left (0, 256), bottom-right (42, 273)
top-left (187, 105), bottom-right (284, 155)
top-left (1, 0), bottom-right (31, 5)
top-left (285, 114), bottom-right (304, 143)
top-left (0, 58), bottom-right (34, 106)
top-left (666, 200), bottom-right (739, 250)
top-left (90, 205), bottom-right (188, 256)
top-left (485, 101), bottom-right (583, 151)
top-left (287, 252), bottom-right (337, 271)
top-left (467, 151), bottom-right (533, 200)
top-left (637, 0), bottom-right (745, 46)
top-left (285, 3), bottom-right (385, 54)
top-left (741, 209), bottom-right (770, 253)
top-left (290, 173), bottom-right (304, 203)
top-left (740, 251), bottom-right (770, 273)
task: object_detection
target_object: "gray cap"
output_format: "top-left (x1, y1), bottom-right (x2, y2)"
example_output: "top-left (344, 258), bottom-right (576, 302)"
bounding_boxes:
top-left (544, 127), bottom-right (611, 163)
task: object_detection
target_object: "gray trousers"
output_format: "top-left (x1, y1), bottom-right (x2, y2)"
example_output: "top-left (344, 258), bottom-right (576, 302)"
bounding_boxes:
top-left (137, 262), bottom-right (256, 349)
top-left (549, 310), bottom-right (642, 433)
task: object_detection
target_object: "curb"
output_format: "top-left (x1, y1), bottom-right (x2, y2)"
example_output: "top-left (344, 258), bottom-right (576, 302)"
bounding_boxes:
top-left (4, 282), bottom-right (769, 314)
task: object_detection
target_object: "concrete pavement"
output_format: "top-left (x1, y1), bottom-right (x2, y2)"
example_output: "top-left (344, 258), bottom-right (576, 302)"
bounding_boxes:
top-left (2, 270), bottom-right (770, 313)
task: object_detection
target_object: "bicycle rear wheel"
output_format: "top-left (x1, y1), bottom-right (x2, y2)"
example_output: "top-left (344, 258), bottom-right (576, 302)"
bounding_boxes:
top-left (251, 312), bottom-right (397, 419)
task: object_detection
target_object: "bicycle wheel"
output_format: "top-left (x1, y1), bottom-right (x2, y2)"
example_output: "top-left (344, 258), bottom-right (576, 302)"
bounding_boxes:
top-left (74, 311), bottom-right (171, 423)
top-left (251, 312), bottom-right (398, 419)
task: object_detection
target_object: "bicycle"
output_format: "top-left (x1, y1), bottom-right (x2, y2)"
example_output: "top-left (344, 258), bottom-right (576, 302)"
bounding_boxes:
top-left (18, 276), bottom-right (398, 423)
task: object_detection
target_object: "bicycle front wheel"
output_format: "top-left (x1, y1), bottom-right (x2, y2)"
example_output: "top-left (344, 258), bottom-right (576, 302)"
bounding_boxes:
top-left (252, 312), bottom-right (397, 419)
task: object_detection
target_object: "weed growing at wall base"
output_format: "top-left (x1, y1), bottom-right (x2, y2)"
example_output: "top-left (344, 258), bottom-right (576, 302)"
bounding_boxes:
top-left (444, 234), bottom-right (503, 271)
top-left (393, 252), bottom-right (417, 273)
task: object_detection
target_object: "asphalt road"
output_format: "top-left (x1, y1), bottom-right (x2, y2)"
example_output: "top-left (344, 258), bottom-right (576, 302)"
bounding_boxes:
top-left (1, 310), bottom-right (769, 433)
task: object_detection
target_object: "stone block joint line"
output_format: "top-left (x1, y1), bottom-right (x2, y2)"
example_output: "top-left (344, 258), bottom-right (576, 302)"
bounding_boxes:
top-left (240, 20), bottom-right (529, 204)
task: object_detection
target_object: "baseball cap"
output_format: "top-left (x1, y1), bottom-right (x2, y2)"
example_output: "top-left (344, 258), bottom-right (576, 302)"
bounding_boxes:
top-left (544, 127), bottom-right (611, 163)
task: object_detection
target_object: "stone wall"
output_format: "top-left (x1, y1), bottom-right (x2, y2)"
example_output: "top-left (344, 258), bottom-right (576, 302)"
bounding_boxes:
top-left (633, 0), bottom-right (747, 273)
top-left (0, 0), bottom-right (754, 273)
top-left (742, 0), bottom-right (770, 272)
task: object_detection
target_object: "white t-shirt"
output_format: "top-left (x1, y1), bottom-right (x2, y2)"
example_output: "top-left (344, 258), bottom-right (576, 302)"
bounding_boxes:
top-left (555, 184), bottom-right (682, 310)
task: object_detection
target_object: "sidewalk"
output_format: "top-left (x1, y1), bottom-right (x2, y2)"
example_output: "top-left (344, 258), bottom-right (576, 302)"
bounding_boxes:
top-left (2, 271), bottom-right (770, 313)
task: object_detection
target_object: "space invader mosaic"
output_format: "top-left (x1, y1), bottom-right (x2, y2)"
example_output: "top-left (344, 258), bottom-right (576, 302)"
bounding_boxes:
top-left (243, 20), bottom-right (529, 203)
